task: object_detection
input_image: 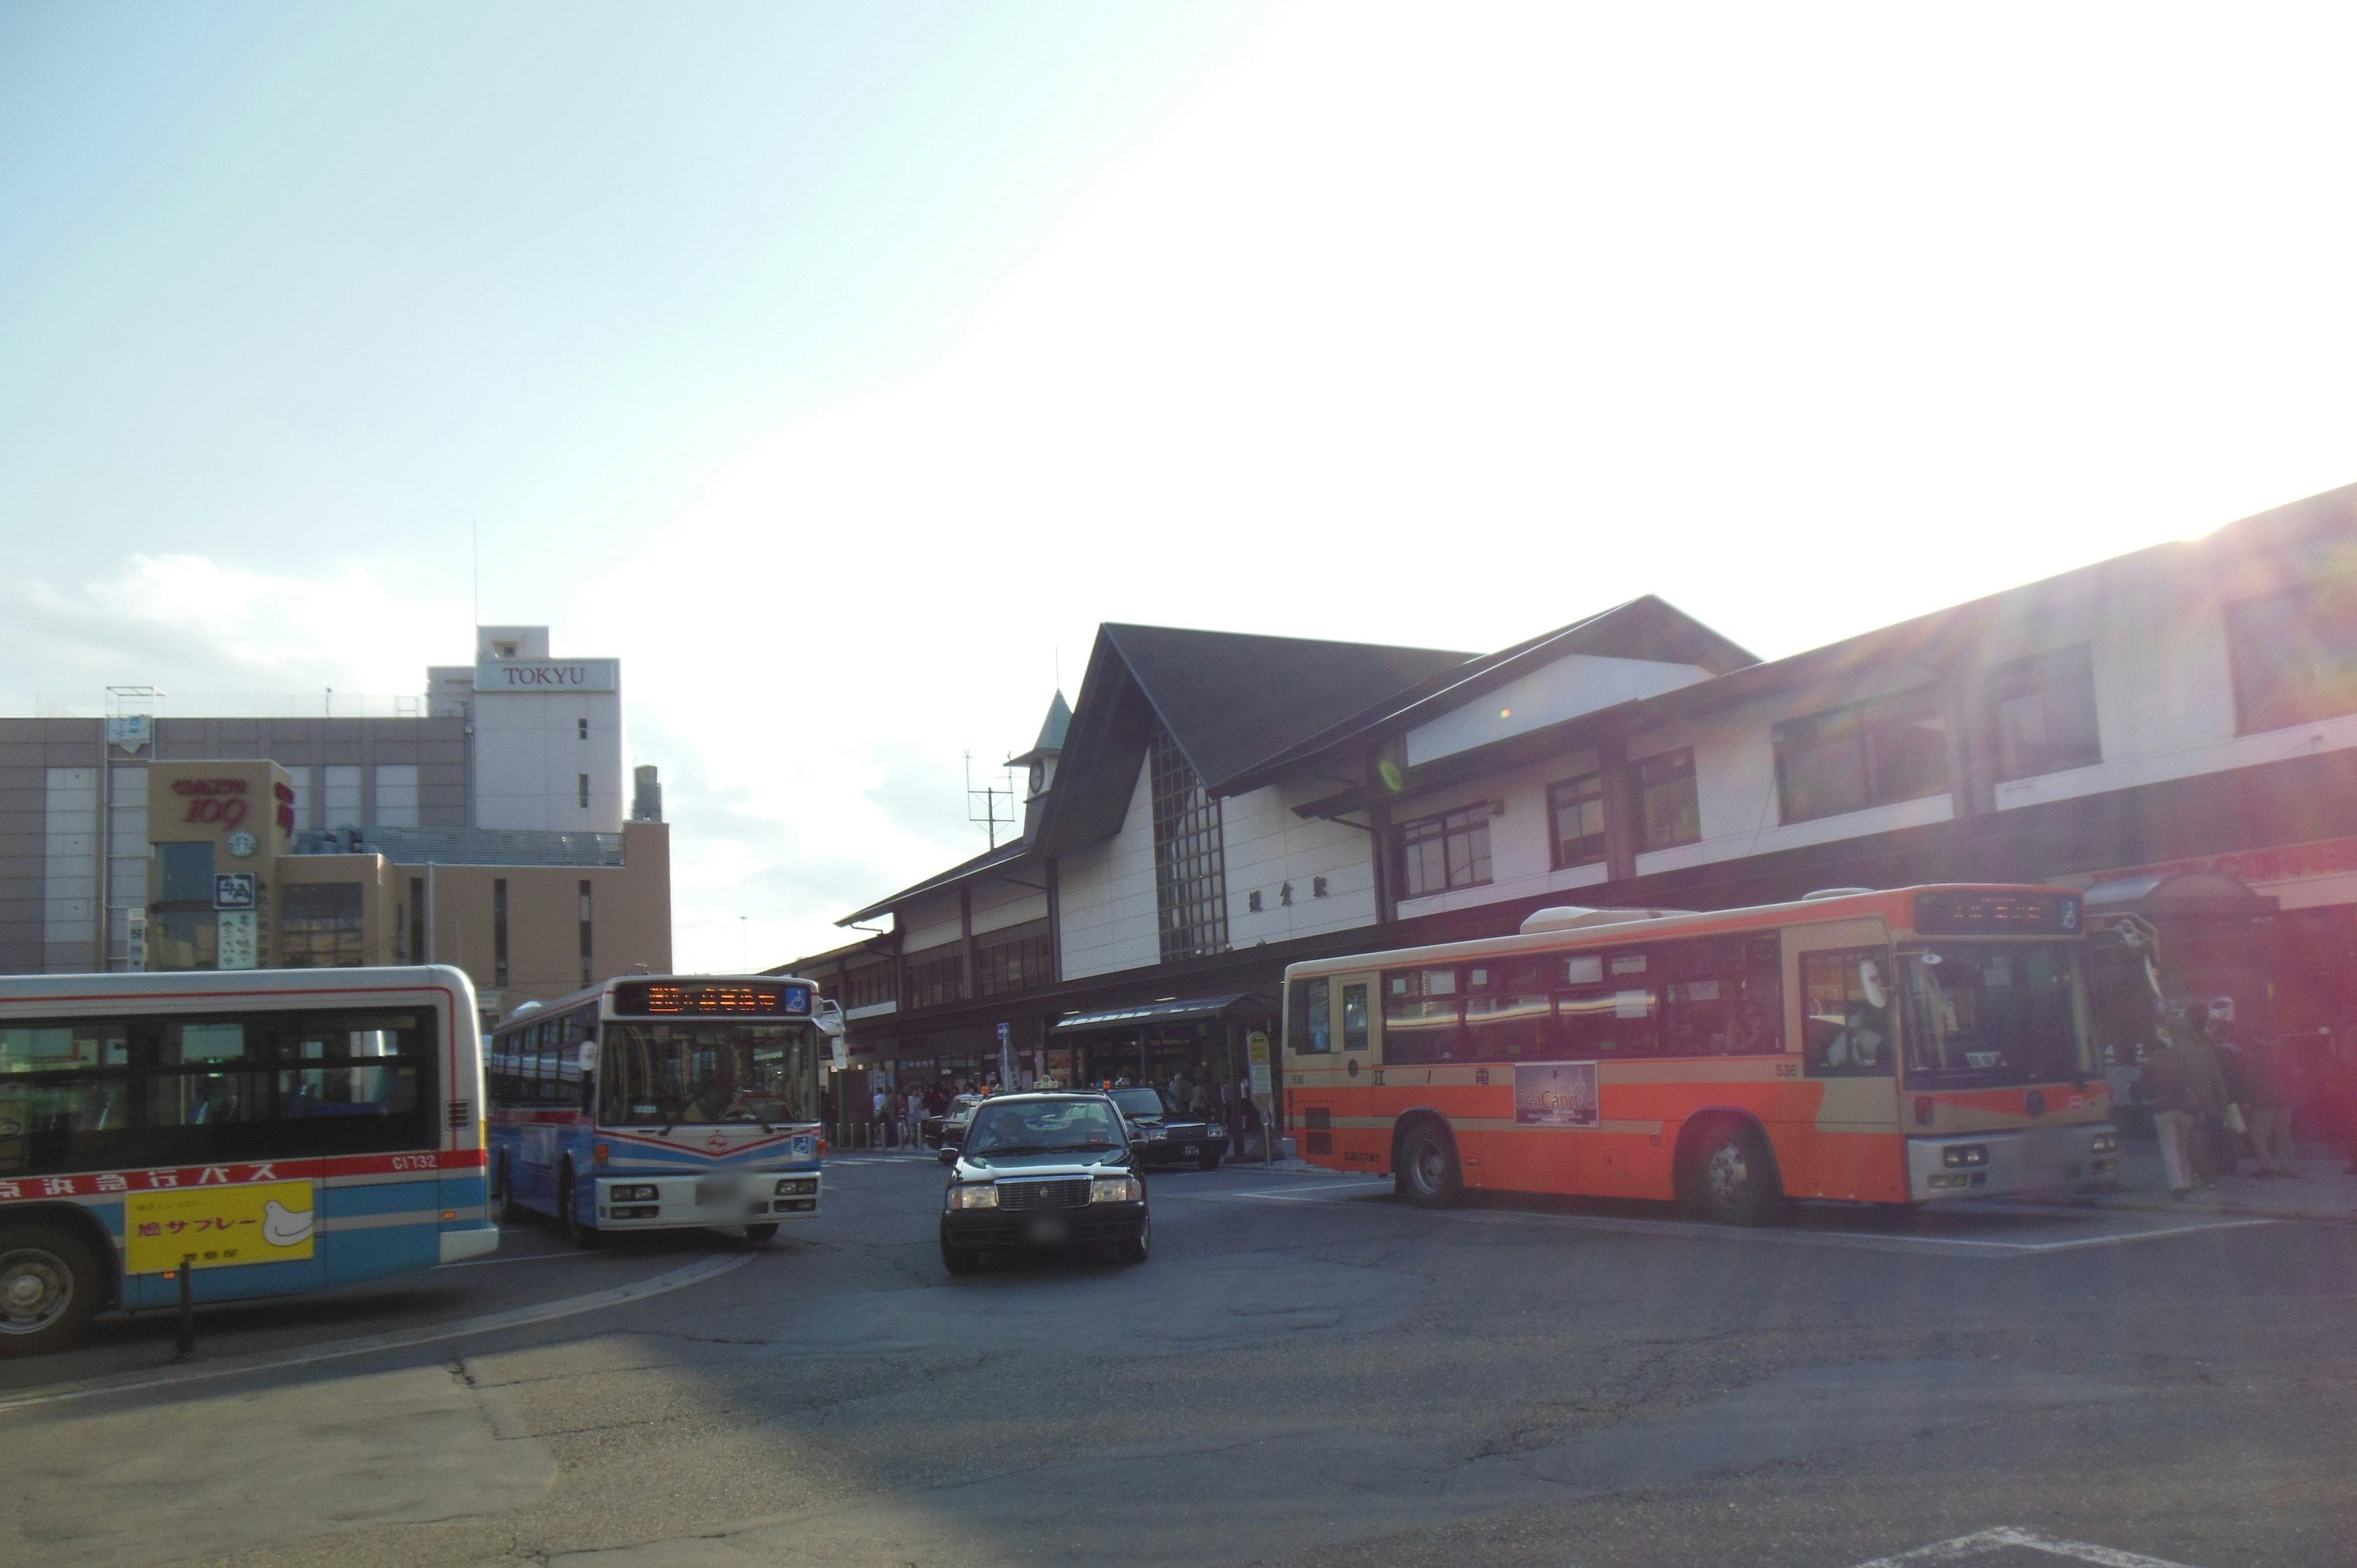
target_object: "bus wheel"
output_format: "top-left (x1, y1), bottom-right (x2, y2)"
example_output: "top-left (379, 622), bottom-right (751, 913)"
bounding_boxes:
top-left (492, 1157), bottom-right (524, 1226)
top-left (1397, 1122), bottom-right (1461, 1209)
top-left (741, 1224), bottom-right (779, 1243)
top-left (0, 1223), bottom-right (103, 1358)
top-left (558, 1166), bottom-right (602, 1249)
top-left (1690, 1126), bottom-right (1783, 1226)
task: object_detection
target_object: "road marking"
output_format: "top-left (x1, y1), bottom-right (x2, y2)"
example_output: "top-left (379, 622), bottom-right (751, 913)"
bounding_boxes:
top-left (1851, 1524), bottom-right (2202, 1566)
top-left (1200, 1184), bottom-right (2277, 1257)
top-left (436, 1249), bottom-right (584, 1268)
top-left (0, 1252), bottom-right (753, 1415)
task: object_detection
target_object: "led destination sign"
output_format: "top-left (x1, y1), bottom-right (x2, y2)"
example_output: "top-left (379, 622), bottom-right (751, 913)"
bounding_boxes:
top-left (613, 981), bottom-right (813, 1018)
top-left (1911, 889), bottom-right (2082, 937)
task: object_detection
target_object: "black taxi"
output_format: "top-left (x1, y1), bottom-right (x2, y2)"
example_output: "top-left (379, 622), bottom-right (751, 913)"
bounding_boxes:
top-left (937, 1092), bottom-right (1149, 1274)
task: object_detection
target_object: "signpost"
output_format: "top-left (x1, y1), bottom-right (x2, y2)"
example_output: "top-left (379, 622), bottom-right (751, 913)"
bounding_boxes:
top-left (1247, 1030), bottom-right (1273, 1166)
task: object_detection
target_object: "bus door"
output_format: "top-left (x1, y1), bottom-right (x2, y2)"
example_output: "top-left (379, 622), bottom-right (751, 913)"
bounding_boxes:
top-left (1792, 922), bottom-right (1906, 1202)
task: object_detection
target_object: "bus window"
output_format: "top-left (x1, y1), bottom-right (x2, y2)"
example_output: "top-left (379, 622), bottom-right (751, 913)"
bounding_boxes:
top-left (0, 1022), bottom-right (133, 1178)
top-left (1341, 984), bottom-right (1369, 1052)
top-left (1289, 978), bottom-right (1333, 1054)
top-left (1661, 936), bottom-right (1786, 1056)
top-left (1463, 959), bottom-right (1550, 1060)
top-left (1383, 968), bottom-right (1461, 1063)
top-left (1803, 949), bottom-right (1895, 1076)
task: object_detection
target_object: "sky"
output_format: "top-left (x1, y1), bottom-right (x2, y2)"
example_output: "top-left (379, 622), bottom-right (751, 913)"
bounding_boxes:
top-left (4, 2), bottom-right (2356, 972)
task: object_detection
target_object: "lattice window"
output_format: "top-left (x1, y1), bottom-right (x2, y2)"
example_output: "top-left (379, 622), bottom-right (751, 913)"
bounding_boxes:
top-left (1149, 728), bottom-right (1228, 963)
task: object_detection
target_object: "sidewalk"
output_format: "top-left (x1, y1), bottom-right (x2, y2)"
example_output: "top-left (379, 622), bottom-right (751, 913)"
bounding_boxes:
top-left (2043, 1141), bottom-right (2357, 1224)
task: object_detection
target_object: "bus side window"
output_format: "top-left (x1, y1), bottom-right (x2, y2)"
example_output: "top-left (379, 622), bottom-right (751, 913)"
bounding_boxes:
top-left (1342, 984), bottom-right (1369, 1052)
top-left (1661, 935), bottom-right (1785, 1056)
top-left (1382, 968), bottom-right (1460, 1064)
top-left (1463, 959), bottom-right (1549, 1060)
top-left (1556, 950), bottom-right (1660, 1057)
top-left (1289, 978), bottom-right (1333, 1055)
top-left (1803, 949), bottom-right (1894, 1076)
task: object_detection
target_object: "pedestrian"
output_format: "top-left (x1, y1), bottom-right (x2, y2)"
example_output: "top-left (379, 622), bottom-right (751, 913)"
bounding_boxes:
top-left (2205, 997), bottom-right (2251, 1179)
top-left (1190, 1070), bottom-right (1216, 1117)
top-left (2239, 1035), bottom-right (2300, 1178)
top-left (2147, 1014), bottom-right (2228, 1199)
top-left (903, 1087), bottom-right (924, 1151)
top-left (870, 1084), bottom-right (889, 1149)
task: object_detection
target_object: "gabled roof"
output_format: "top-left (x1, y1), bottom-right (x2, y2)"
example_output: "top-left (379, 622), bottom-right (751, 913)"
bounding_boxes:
top-left (1037, 624), bottom-right (1474, 852)
top-left (1220, 595), bottom-right (1755, 794)
top-left (1008, 690), bottom-right (1070, 767)
top-left (835, 836), bottom-right (1032, 927)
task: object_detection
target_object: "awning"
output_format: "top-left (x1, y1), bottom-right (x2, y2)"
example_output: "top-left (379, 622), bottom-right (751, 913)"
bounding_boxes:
top-left (1052, 994), bottom-right (1266, 1033)
top-left (2084, 870), bottom-right (2278, 917)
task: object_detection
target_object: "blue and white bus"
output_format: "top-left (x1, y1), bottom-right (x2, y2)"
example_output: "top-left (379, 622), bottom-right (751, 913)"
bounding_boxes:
top-left (486, 975), bottom-right (825, 1245)
top-left (0, 965), bottom-right (496, 1356)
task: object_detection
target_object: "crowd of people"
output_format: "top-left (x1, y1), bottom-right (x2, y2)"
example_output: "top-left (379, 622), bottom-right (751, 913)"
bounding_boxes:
top-left (2139, 994), bottom-right (2355, 1198)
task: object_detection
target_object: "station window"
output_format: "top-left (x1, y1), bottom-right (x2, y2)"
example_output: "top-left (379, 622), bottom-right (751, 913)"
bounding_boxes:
top-left (1773, 688), bottom-right (1949, 825)
top-left (1547, 770), bottom-right (1607, 868)
top-left (1989, 645), bottom-right (2102, 781)
top-left (1399, 805), bottom-right (1492, 898)
top-left (2226, 572), bottom-right (2357, 733)
top-left (1631, 749), bottom-right (1701, 851)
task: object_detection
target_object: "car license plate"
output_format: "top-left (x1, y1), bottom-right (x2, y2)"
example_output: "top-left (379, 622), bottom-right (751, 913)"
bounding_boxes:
top-left (1026, 1216), bottom-right (1069, 1245)
top-left (695, 1179), bottom-right (740, 1207)
top-left (1182, 1145), bottom-right (1198, 1156)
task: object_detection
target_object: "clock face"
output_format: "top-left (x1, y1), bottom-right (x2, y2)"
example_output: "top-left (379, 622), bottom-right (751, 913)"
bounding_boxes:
top-left (226, 830), bottom-right (258, 859)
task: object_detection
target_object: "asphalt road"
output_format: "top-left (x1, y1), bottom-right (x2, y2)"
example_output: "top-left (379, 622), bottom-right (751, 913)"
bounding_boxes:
top-left (3, 1153), bottom-right (2351, 1568)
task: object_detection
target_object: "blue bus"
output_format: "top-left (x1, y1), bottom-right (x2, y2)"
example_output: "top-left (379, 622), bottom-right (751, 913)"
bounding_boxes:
top-left (486, 975), bottom-right (826, 1245)
top-left (0, 965), bottom-right (496, 1356)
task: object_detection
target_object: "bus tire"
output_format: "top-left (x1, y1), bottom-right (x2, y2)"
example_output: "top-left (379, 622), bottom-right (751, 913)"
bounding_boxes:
top-left (741, 1224), bottom-right (779, 1243)
top-left (558, 1164), bottom-right (602, 1248)
top-left (0, 1221), bottom-right (104, 1358)
top-left (492, 1156), bottom-right (524, 1226)
top-left (1396, 1121), bottom-right (1461, 1209)
top-left (1687, 1122), bottom-right (1784, 1226)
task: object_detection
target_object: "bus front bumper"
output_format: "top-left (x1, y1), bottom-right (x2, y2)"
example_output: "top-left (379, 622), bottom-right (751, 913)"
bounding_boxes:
top-left (1907, 1125), bottom-right (2118, 1201)
top-left (595, 1172), bottom-right (821, 1229)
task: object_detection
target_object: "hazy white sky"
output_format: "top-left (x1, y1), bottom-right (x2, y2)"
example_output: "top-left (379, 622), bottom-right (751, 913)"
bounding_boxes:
top-left (4, 2), bottom-right (2355, 970)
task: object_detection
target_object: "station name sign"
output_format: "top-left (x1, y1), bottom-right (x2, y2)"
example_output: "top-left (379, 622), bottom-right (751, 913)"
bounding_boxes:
top-left (473, 658), bottom-right (619, 693)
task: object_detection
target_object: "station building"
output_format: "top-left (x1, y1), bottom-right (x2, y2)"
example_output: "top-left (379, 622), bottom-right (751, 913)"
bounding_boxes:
top-left (788, 482), bottom-right (2357, 1133)
top-left (0, 626), bottom-right (672, 1024)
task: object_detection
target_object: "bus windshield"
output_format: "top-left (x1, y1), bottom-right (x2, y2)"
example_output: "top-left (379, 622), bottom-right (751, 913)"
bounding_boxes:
top-left (599, 1021), bottom-right (821, 1127)
top-left (1898, 942), bottom-right (2092, 1090)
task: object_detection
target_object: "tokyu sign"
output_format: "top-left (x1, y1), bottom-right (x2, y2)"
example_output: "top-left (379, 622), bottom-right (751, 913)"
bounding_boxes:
top-left (474, 659), bottom-right (619, 693)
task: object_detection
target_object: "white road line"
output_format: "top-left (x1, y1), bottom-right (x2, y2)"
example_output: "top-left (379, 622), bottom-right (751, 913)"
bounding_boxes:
top-left (0, 1252), bottom-right (753, 1415)
top-left (436, 1250), bottom-right (582, 1268)
top-left (1202, 1186), bottom-right (2276, 1257)
top-left (1851, 1524), bottom-right (2203, 1566)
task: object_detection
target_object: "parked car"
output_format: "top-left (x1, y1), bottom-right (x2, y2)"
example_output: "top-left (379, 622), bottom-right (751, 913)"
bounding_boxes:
top-left (938, 1092), bottom-right (1148, 1273)
top-left (929, 1093), bottom-right (988, 1149)
top-left (1107, 1085), bottom-right (1228, 1170)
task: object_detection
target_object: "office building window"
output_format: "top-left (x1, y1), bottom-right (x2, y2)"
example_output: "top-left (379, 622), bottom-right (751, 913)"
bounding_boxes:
top-left (1149, 727), bottom-right (1228, 962)
top-left (1547, 770), bottom-right (1607, 868)
top-left (2226, 573), bottom-right (2357, 733)
top-left (287, 767), bottom-right (314, 830)
top-left (493, 879), bottom-right (509, 988)
top-left (281, 882), bottom-right (366, 968)
top-left (1772, 687), bottom-right (1949, 825)
top-left (975, 917), bottom-right (1053, 997)
top-left (1990, 646), bottom-right (2102, 781)
top-left (904, 941), bottom-right (965, 1010)
top-left (323, 766), bottom-right (362, 829)
top-left (157, 842), bottom-right (215, 905)
top-left (578, 773), bottom-right (590, 809)
top-left (578, 879), bottom-right (594, 987)
top-left (373, 765), bottom-right (419, 828)
top-left (1400, 805), bottom-right (1492, 898)
top-left (1632, 748), bottom-right (1701, 851)
top-left (578, 717), bottom-right (589, 740)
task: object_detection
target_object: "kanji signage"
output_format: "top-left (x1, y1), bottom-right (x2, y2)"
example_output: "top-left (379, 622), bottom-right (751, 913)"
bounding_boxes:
top-left (212, 872), bottom-right (256, 910)
top-left (124, 1178), bottom-right (315, 1273)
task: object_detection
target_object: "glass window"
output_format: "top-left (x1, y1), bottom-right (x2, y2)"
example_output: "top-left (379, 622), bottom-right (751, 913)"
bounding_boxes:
top-left (158, 841), bottom-right (215, 905)
top-left (963, 1097), bottom-right (1121, 1155)
top-left (1463, 959), bottom-right (1553, 1060)
top-left (1989, 645), bottom-right (2102, 781)
top-left (0, 1024), bottom-right (128, 1072)
top-left (904, 942), bottom-right (966, 1011)
top-left (1150, 727), bottom-right (1229, 962)
top-left (1548, 771), bottom-right (1608, 868)
top-left (281, 882), bottom-right (366, 968)
top-left (1633, 749), bottom-right (1700, 851)
top-left (1382, 968), bottom-right (1461, 1063)
top-left (2226, 573), bottom-right (2357, 732)
top-left (975, 918), bottom-right (1053, 998)
top-left (1774, 688), bottom-right (1949, 825)
top-left (1342, 984), bottom-right (1369, 1051)
top-left (600, 1022), bottom-right (821, 1126)
top-left (1802, 949), bottom-right (1896, 1076)
top-left (1555, 959), bottom-right (1660, 1057)
top-left (1899, 943), bottom-right (2091, 1089)
top-left (1399, 805), bottom-right (1492, 898)
top-left (1290, 976), bottom-right (1333, 1054)
top-left (1658, 935), bottom-right (1785, 1056)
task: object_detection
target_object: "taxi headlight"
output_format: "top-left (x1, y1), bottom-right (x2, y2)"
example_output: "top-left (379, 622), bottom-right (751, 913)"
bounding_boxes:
top-left (946, 1183), bottom-right (999, 1210)
top-left (2091, 1131), bottom-right (2118, 1154)
top-left (1208, 1124), bottom-right (1226, 1139)
top-left (1089, 1175), bottom-right (1143, 1204)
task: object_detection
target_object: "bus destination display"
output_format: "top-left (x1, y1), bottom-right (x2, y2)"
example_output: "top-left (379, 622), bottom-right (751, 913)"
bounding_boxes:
top-left (613, 981), bottom-right (813, 1018)
top-left (1912, 889), bottom-right (2081, 936)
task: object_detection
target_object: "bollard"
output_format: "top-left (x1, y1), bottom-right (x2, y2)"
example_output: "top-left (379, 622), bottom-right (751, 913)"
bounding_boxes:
top-left (174, 1256), bottom-right (196, 1359)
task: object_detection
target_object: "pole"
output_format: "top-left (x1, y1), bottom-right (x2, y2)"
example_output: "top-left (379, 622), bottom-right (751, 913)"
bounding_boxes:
top-left (174, 1257), bottom-right (196, 1358)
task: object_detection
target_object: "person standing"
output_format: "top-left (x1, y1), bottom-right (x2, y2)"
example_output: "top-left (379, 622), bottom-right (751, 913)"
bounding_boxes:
top-left (2146, 1014), bottom-right (2227, 1199)
top-left (2239, 1035), bottom-right (2299, 1178)
top-left (870, 1084), bottom-right (889, 1149)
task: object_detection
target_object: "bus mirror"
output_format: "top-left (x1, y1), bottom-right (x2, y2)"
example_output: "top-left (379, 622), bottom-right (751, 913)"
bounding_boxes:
top-left (1859, 959), bottom-right (1887, 1010)
top-left (578, 1042), bottom-right (599, 1075)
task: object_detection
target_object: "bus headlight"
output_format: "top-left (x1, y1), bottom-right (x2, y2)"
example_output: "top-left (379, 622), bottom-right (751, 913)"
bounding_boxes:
top-left (1089, 1175), bottom-right (1143, 1204)
top-left (611, 1184), bottom-right (659, 1202)
top-left (1943, 1145), bottom-right (1989, 1168)
top-left (2091, 1131), bottom-right (2118, 1154)
top-left (946, 1183), bottom-right (999, 1210)
top-left (775, 1177), bottom-right (818, 1197)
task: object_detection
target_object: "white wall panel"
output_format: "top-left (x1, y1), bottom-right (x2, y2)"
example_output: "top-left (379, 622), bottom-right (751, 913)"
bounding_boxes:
top-left (1057, 758), bottom-right (1159, 980)
top-left (1223, 781), bottom-right (1380, 944)
top-left (43, 767), bottom-right (97, 970)
top-left (1406, 654), bottom-right (1711, 767)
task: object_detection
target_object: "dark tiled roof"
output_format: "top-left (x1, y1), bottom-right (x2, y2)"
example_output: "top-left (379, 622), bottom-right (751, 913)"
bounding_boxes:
top-left (835, 837), bottom-right (1032, 927)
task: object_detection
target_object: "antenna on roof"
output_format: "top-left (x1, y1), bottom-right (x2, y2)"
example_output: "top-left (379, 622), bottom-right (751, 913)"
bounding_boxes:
top-left (965, 751), bottom-right (1017, 850)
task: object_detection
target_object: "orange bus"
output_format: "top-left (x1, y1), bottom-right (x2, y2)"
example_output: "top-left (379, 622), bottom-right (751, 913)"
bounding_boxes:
top-left (1280, 885), bottom-right (2119, 1222)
